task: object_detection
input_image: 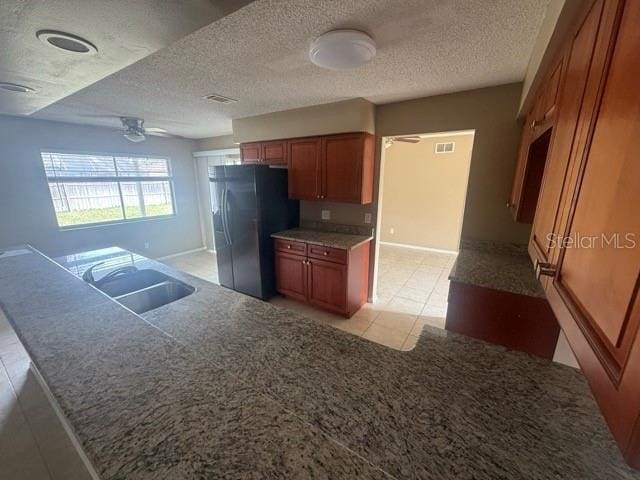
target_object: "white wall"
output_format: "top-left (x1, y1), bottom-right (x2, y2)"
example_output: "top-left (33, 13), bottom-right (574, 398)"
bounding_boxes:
top-left (0, 115), bottom-right (203, 258)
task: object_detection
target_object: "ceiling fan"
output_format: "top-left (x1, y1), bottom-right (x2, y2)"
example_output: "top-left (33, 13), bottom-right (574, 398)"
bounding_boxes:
top-left (119, 117), bottom-right (173, 143)
top-left (384, 136), bottom-right (421, 148)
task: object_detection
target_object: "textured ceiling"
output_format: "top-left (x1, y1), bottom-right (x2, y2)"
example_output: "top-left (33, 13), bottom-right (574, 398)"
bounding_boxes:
top-left (0, 0), bottom-right (254, 115)
top-left (32, 0), bottom-right (550, 138)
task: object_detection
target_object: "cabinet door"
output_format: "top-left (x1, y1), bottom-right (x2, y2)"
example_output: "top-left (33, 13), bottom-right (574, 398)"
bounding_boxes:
top-left (263, 140), bottom-right (287, 166)
top-left (543, 0), bottom-right (640, 466)
top-left (529, 0), bottom-right (606, 270)
top-left (322, 133), bottom-right (374, 204)
top-left (307, 258), bottom-right (347, 315)
top-left (288, 138), bottom-right (321, 200)
top-left (274, 252), bottom-right (307, 302)
top-left (509, 109), bottom-right (537, 222)
top-left (240, 143), bottom-right (262, 164)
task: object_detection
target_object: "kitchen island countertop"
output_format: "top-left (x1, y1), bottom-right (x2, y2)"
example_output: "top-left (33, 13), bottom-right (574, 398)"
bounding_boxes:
top-left (0, 246), bottom-right (637, 479)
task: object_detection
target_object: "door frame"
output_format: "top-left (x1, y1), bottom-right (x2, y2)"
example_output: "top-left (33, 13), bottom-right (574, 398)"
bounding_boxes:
top-left (370, 130), bottom-right (475, 303)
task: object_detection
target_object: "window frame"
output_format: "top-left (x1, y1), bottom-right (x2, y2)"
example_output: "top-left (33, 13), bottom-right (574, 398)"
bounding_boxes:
top-left (40, 149), bottom-right (177, 230)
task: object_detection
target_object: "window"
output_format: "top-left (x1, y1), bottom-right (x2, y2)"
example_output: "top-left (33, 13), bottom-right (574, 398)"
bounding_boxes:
top-left (41, 151), bottom-right (175, 228)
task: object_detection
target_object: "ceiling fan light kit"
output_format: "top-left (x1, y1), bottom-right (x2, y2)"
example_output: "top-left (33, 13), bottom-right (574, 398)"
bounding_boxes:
top-left (309, 29), bottom-right (376, 70)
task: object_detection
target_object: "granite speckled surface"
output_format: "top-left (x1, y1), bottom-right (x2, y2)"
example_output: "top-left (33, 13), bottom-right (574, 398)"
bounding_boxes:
top-left (1, 247), bottom-right (639, 479)
top-left (449, 240), bottom-right (545, 298)
top-left (271, 228), bottom-right (372, 250)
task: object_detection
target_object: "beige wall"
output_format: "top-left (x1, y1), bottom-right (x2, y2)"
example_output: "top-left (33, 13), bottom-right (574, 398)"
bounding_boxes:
top-left (232, 98), bottom-right (375, 143)
top-left (379, 134), bottom-right (474, 251)
top-left (375, 83), bottom-right (532, 246)
top-left (196, 134), bottom-right (236, 151)
top-left (0, 115), bottom-right (203, 258)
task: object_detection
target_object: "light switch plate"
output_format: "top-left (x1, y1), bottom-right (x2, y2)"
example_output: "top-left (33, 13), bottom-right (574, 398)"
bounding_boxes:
top-left (364, 213), bottom-right (372, 224)
top-left (321, 210), bottom-right (331, 220)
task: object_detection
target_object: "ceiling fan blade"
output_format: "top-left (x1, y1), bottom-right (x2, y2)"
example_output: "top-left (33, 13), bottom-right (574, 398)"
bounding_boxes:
top-left (396, 137), bottom-right (420, 143)
top-left (146, 130), bottom-right (173, 137)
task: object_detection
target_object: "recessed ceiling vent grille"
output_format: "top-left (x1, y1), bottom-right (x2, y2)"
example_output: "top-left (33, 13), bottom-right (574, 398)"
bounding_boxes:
top-left (435, 142), bottom-right (455, 154)
top-left (203, 93), bottom-right (238, 104)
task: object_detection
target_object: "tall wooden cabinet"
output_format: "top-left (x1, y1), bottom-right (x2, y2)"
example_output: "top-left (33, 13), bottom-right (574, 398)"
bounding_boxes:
top-left (516, 0), bottom-right (640, 467)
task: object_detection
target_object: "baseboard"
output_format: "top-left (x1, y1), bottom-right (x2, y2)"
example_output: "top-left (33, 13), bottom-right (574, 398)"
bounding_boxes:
top-left (29, 363), bottom-right (101, 480)
top-left (379, 241), bottom-right (457, 255)
top-left (156, 247), bottom-right (206, 261)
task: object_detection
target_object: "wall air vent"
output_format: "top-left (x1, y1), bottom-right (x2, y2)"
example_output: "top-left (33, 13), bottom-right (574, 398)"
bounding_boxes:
top-left (203, 93), bottom-right (238, 104)
top-left (435, 142), bottom-right (455, 154)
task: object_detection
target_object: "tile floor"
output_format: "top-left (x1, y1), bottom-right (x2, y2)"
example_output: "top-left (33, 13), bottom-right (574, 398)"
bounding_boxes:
top-left (0, 312), bottom-right (92, 480)
top-left (162, 244), bottom-right (456, 352)
top-left (162, 249), bottom-right (219, 284)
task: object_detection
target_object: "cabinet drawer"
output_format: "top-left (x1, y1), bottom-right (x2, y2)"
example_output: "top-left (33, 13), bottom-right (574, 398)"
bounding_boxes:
top-left (308, 244), bottom-right (347, 264)
top-left (274, 238), bottom-right (306, 256)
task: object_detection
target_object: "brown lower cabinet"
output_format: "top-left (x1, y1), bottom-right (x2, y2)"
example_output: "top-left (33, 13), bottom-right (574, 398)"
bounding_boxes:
top-left (274, 238), bottom-right (370, 317)
top-left (445, 281), bottom-right (560, 359)
top-left (515, 0), bottom-right (640, 467)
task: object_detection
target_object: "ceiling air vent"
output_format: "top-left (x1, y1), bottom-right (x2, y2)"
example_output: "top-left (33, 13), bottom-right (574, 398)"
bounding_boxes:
top-left (435, 142), bottom-right (455, 154)
top-left (203, 93), bottom-right (238, 104)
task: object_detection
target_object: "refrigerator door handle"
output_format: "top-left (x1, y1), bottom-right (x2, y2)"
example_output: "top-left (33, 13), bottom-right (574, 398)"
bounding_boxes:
top-left (221, 188), bottom-right (232, 245)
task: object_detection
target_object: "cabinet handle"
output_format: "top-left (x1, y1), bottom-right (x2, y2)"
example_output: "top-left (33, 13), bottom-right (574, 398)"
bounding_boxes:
top-left (534, 260), bottom-right (556, 279)
top-left (287, 245), bottom-right (291, 249)
top-left (323, 252), bottom-right (328, 256)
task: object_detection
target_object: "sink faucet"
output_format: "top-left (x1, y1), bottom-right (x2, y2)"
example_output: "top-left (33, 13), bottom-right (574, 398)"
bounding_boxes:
top-left (82, 263), bottom-right (138, 286)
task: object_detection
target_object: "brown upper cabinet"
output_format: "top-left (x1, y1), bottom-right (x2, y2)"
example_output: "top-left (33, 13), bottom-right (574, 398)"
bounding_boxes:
top-left (240, 140), bottom-right (287, 166)
top-left (509, 52), bottom-right (567, 223)
top-left (321, 133), bottom-right (375, 204)
top-left (241, 132), bottom-right (374, 204)
top-left (519, 0), bottom-right (640, 468)
top-left (288, 137), bottom-right (322, 201)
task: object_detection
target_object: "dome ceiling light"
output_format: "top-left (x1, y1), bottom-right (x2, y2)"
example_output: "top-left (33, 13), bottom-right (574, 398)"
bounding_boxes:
top-left (309, 29), bottom-right (376, 70)
top-left (36, 30), bottom-right (98, 55)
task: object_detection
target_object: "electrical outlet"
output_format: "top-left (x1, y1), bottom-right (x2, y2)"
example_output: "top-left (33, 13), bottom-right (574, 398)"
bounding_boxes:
top-left (321, 210), bottom-right (331, 220)
top-left (364, 213), bottom-right (372, 224)
top-left (144, 242), bottom-right (150, 249)
top-left (389, 227), bottom-right (394, 235)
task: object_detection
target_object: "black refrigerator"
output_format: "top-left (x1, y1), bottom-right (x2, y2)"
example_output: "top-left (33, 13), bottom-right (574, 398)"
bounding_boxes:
top-left (209, 165), bottom-right (299, 300)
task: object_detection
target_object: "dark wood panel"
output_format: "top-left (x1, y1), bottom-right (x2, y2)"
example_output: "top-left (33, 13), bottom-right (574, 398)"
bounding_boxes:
top-left (288, 138), bottom-right (321, 200)
top-left (263, 140), bottom-right (287, 166)
top-left (307, 244), bottom-right (347, 265)
top-left (322, 133), bottom-right (364, 203)
top-left (307, 258), bottom-right (347, 315)
top-left (275, 251), bottom-right (307, 302)
top-left (240, 142), bottom-right (262, 164)
top-left (445, 281), bottom-right (560, 359)
top-left (274, 238), bottom-right (306, 256)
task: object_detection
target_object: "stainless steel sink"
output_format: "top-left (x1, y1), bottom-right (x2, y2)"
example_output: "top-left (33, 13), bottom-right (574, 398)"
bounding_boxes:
top-left (98, 269), bottom-right (170, 297)
top-left (115, 280), bottom-right (195, 314)
top-left (91, 268), bottom-right (195, 314)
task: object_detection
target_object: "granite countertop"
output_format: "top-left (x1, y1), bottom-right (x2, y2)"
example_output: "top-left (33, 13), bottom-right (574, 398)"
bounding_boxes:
top-left (449, 241), bottom-right (545, 298)
top-left (1, 246), bottom-right (638, 479)
top-left (271, 228), bottom-right (372, 250)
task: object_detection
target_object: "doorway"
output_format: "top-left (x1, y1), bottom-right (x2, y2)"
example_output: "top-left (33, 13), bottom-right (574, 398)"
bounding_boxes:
top-left (369, 130), bottom-right (475, 341)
